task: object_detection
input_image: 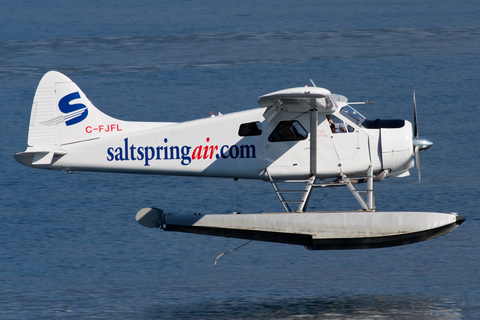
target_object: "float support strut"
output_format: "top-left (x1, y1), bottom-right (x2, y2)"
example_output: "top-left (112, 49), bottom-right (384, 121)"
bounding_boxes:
top-left (366, 165), bottom-right (374, 210)
top-left (342, 165), bottom-right (375, 211)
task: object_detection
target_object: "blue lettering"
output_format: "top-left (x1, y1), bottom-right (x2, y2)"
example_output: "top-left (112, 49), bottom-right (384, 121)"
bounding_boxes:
top-left (181, 146), bottom-right (191, 165)
top-left (240, 145), bottom-right (256, 158)
top-left (107, 147), bottom-right (114, 161)
top-left (163, 138), bottom-right (169, 159)
top-left (114, 147), bottom-right (124, 161)
top-left (156, 146), bottom-right (163, 160)
top-left (105, 139), bottom-right (257, 166)
top-left (229, 145), bottom-right (239, 159)
top-left (130, 145), bottom-right (136, 160)
top-left (58, 92), bottom-right (88, 126)
top-left (144, 147), bottom-right (155, 166)
top-left (137, 147), bottom-right (144, 161)
top-left (170, 146), bottom-right (180, 160)
top-left (124, 138), bottom-right (129, 160)
top-left (220, 145), bottom-right (229, 159)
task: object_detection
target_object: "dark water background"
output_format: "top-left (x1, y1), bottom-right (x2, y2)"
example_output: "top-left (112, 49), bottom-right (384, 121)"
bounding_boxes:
top-left (1, 1), bottom-right (479, 319)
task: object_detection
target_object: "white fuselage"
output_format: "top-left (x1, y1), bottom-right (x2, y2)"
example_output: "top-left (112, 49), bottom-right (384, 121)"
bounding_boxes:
top-left (15, 71), bottom-right (414, 182)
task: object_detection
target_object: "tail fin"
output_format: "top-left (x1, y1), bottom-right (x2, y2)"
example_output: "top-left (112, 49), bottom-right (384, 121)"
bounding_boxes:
top-left (16, 71), bottom-right (107, 165)
top-left (28, 71), bottom-right (101, 147)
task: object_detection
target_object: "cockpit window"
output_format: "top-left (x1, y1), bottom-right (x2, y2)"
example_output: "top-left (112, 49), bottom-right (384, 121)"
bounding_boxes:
top-left (327, 115), bottom-right (354, 133)
top-left (238, 121), bottom-right (262, 136)
top-left (340, 105), bottom-right (366, 126)
top-left (268, 120), bottom-right (308, 142)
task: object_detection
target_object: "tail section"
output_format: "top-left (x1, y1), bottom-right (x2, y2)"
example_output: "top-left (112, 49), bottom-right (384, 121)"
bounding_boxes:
top-left (16, 71), bottom-right (174, 168)
top-left (16, 71), bottom-right (111, 166)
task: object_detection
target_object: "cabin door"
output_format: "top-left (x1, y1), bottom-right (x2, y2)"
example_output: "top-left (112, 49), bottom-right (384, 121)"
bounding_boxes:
top-left (326, 114), bottom-right (370, 174)
top-left (264, 117), bottom-right (311, 179)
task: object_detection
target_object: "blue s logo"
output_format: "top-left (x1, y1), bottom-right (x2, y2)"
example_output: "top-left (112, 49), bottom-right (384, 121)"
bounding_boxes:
top-left (59, 92), bottom-right (88, 126)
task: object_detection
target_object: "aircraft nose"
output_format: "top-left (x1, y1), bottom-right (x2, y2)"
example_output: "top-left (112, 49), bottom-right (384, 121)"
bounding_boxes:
top-left (413, 137), bottom-right (433, 152)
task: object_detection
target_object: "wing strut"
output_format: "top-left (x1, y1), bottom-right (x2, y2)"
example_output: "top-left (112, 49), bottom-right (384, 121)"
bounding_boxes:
top-left (309, 99), bottom-right (317, 176)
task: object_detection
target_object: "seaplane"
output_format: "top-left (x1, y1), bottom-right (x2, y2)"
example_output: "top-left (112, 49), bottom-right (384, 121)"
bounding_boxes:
top-left (15, 71), bottom-right (464, 250)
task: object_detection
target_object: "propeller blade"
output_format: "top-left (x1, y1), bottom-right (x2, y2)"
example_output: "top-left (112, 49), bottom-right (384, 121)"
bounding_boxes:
top-left (413, 90), bottom-right (418, 138)
top-left (415, 146), bottom-right (421, 183)
top-left (411, 91), bottom-right (434, 183)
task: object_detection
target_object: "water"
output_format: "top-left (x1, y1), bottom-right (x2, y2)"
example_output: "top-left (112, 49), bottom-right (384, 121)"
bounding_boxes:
top-left (1, 1), bottom-right (479, 318)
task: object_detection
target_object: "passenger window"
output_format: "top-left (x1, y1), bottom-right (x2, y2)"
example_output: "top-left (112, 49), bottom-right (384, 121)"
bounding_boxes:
top-left (268, 121), bottom-right (308, 142)
top-left (238, 121), bottom-right (262, 136)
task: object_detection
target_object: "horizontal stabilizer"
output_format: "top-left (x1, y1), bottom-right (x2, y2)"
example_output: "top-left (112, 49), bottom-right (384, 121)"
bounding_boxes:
top-left (32, 151), bottom-right (54, 165)
top-left (14, 150), bottom-right (68, 166)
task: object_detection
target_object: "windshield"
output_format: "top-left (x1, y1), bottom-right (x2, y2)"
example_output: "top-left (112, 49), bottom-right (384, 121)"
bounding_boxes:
top-left (339, 105), bottom-right (366, 126)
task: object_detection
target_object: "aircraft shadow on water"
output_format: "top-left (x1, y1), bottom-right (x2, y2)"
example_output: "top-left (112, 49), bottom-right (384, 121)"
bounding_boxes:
top-left (15, 72), bottom-right (464, 250)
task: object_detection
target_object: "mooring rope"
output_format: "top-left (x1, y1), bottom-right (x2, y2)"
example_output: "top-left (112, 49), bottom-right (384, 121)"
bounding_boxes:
top-left (312, 188), bottom-right (333, 209)
top-left (214, 240), bottom-right (253, 265)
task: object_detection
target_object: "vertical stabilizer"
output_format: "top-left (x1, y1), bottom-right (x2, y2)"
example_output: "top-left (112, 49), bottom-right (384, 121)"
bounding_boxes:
top-left (28, 71), bottom-right (100, 149)
top-left (15, 71), bottom-right (102, 166)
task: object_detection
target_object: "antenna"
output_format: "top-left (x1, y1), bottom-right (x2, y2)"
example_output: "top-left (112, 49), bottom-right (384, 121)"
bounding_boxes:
top-left (209, 101), bottom-right (221, 115)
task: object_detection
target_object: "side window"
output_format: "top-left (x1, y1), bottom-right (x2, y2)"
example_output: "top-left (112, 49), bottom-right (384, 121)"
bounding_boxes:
top-left (268, 120), bottom-right (308, 142)
top-left (238, 121), bottom-right (262, 136)
top-left (327, 115), bottom-right (354, 134)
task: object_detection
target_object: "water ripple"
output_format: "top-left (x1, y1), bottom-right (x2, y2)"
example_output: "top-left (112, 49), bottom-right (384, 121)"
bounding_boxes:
top-left (144, 295), bottom-right (461, 320)
top-left (1, 27), bottom-right (479, 77)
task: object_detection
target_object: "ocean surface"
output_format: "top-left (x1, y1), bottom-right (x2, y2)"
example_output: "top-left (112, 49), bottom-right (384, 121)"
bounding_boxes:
top-left (1, 1), bottom-right (479, 319)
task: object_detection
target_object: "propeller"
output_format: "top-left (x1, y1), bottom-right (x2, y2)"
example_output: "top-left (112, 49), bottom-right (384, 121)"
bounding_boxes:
top-left (412, 90), bottom-right (433, 182)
